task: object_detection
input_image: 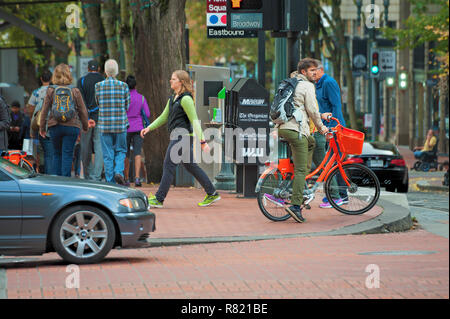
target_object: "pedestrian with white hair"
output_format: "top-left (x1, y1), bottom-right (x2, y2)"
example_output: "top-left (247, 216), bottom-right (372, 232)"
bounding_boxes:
top-left (95, 59), bottom-right (130, 185)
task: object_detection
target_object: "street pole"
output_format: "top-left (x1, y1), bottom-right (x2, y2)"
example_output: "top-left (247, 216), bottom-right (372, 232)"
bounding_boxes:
top-left (286, 31), bottom-right (299, 76)
top-left (74, 32), bottom-right (81, 82)
top-left (257, 30), bottom-right (265, 87)
top-left (369, 0), bottom-right (377, 141)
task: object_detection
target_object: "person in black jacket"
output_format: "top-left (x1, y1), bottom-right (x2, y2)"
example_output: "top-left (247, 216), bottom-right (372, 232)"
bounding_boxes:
top-left (0, 95), bottom-right (10, 152)
top-left (77, 60), bottom-right (105, 181)
top-left (8, 101), bottom-right (24, 150)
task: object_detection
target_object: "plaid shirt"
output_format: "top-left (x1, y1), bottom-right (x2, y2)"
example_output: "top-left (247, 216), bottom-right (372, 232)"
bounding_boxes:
top-left (95, 77), bottom-right (130, 133)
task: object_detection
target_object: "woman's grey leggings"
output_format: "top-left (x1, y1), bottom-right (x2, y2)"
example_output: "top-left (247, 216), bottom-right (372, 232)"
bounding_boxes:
top-left (155, 135), bottom-right (216, 202)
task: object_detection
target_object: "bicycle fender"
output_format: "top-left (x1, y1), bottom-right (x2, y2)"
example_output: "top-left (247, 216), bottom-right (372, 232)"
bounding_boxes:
top-left (255, 166), bottom-right (278, 193)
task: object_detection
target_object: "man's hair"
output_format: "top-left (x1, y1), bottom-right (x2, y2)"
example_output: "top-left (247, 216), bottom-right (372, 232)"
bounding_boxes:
top-left (126, 75), bottom-right (136, 89)
top-left (40, 70), bottom-right (52, 83)
top-left (315, 59), bottom-right (324, 70)
top-left (297, 58), bottom-right (318, 73)
top-left (11, 100), bottom-right (20, 108)
top-left (105, 59), bottom-right (119, 77)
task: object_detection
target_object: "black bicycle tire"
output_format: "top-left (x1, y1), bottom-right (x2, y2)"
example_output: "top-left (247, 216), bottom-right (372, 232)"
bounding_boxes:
top-left (324, 163), bottom-right (380, 215)
top-left (257, 170), bottom-right (291, 221)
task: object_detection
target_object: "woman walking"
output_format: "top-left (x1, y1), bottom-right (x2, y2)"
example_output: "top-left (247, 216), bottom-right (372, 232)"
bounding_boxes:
top-left (40, 64), bottom-right (91, 177)
top-left (140, 70), bottom-right (220, 207)
top-left (124, 75), bottom-right (150, 187)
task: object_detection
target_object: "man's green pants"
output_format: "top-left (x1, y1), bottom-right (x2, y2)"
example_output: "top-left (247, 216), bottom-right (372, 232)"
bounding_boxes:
top-left (278, 129), bottom-right (315, 206)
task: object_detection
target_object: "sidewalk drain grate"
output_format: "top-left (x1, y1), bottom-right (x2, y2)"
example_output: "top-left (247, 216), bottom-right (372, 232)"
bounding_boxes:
top-left (358, 250), bottom-right (437, 256)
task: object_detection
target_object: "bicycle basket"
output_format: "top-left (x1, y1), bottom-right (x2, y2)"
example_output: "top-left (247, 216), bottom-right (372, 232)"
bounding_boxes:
top-left (336, 127), bottom-right (365, 155)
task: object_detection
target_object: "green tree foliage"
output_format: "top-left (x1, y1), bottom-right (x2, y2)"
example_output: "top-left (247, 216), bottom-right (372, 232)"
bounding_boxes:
top-left (0, 0), bottom-right (74, 67)
top-left (383, 0), bottom-right (449, 77)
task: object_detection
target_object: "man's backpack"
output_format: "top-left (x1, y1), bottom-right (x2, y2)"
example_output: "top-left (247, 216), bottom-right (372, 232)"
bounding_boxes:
top-left (269, 77), bottom-right (302, 125)
top-left (51, 86), bottom-right (76, 123)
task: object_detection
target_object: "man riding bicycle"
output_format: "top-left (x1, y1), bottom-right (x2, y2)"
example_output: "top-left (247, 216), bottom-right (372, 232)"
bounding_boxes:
top-left (275, 58), bottom-right (331, 223)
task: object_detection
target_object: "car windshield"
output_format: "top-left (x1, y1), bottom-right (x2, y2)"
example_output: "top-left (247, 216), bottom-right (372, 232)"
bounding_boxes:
top-left (0, 157), bottom-right (34, 179)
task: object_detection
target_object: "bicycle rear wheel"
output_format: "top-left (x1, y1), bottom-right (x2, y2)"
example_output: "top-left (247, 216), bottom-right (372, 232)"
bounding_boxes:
top-left (256, 170), bottom-right (292, 221)
top-left (324, 163), bottom-right (380, 215)
top-left (19, 159), bottom-right (34, 172)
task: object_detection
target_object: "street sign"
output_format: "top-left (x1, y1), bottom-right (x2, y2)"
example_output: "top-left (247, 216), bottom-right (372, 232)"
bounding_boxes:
top-left (379, 49), bottom-right (396, 73)
top-left (207, 27), bottom-right (257, 38)
top-left (353, 54), bottom-right (367, 70)
top-left (207, 0), bottom-right (257, 38)
top-left (229, 12), bottom-right (263, 29)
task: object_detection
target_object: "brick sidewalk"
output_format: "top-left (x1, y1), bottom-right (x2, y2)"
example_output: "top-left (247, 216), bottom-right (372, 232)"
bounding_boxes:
top-left (2, 229), bottom-right (448, 299)
top-left (141, 186), bottom-right (382, 239)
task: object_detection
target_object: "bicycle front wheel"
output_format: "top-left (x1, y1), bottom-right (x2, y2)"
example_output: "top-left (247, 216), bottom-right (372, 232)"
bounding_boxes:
top-left (324, 163), bottom-right (380, 215)
top-left (256, 170), bottom-right (292, 221)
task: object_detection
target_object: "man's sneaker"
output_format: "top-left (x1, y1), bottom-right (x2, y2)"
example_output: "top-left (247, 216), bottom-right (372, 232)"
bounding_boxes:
top-left (148, 193), bottom-right (163, 208)
top-left (263, 193), bottom-right (285, 207)
top-left (285, 205), bottom-right (305, 223)
top-left (114, 174), bottom-right (126, 185)
top-left (319, 198), bottom-right (344, 208)
top-left (198, 192), bottom-right (221, 207)
top-left (134, 178), bottom-right (142, 187)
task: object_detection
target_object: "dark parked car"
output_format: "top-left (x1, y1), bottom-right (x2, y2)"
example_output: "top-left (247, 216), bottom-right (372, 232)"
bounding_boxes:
top-left (347, 141), bottom-right (409, 193)
top-left (0, 157), bottom-right (155, 264)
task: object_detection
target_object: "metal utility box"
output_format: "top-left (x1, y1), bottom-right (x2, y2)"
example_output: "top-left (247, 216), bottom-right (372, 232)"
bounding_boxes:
top-left (225, 78), bottom-right (270, 197)
top-left (184, 64), bottom-right (231, 188)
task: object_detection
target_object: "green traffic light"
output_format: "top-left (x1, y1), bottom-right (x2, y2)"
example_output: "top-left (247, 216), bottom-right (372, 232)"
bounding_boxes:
top-left (371, 66), bottom-right (379, 74)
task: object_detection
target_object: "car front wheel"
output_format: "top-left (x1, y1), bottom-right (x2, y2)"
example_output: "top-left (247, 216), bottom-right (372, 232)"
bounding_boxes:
top-left (51, 205), bottom-right (116, 264)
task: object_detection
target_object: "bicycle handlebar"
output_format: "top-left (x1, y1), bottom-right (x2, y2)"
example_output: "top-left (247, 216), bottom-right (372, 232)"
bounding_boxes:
top-left (324, 117), bottom-right (342, 137)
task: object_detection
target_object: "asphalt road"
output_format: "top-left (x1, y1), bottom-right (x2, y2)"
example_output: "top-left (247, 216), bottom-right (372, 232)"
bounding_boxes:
top-left (407, 191), bottom-right (449, 239)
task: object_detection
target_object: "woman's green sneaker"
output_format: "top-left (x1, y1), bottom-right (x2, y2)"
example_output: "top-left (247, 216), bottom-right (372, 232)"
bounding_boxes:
top-left (148, 193), bottom-right (163, 208)
top-left (198, 193), bottom-right (221, 207)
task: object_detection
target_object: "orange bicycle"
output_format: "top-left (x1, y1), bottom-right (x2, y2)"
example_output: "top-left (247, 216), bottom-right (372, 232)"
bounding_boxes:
top-left (256, 117), bottom-right (380, 221)
top-left (1, 150), bottom-right (35, 172)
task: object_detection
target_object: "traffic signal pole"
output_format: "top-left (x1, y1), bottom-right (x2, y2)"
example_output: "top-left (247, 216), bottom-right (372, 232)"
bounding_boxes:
top-left (368, 0), bottom-right (378, 141)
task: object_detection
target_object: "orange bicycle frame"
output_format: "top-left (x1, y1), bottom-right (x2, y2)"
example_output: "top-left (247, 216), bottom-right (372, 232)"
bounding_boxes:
top-left (258, 117), bottom-right (354, 188)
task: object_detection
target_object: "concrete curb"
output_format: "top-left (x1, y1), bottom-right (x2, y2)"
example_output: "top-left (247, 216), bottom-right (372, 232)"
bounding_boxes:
top-left (146, 193), bottom-right (413, 247)
top-left (416, 180), bottom-right (449, 192)
top-left (0, 269), bottom-right (6, 299)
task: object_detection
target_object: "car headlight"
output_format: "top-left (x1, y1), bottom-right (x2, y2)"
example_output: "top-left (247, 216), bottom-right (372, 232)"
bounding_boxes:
top-left (119, 198), bottom-right (147, 211)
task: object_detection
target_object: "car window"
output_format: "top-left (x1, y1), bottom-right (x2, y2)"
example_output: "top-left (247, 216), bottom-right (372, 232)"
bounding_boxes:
top-left (0, 170), bottom-right (12, 181)
top-left (0, 157), bottom-right (31, 179)
top-left (362, 142), bottom-right (399, 156)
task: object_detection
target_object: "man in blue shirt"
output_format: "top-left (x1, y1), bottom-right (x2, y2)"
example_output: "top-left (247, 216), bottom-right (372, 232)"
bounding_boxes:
top-left (313, 60), bottom-right (348, 208)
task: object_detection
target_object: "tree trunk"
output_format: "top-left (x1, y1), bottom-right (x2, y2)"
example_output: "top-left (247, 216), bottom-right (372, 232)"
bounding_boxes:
top-left (18, 55), bottom-right (37, 96)
top-left (101, 0), bottom-right (120, 62)
top-left (82, 3), bottom-right (108, 68)
top-left (408, 49), bottom-right (415, 149)
top-left (131, 0), bottom-right (187, 182)
top-left (119, 0), bottom-right (134, 75)
top-left (438, 76), bottom-right (448, 153)
top-left (417, 83), bottom-right (424, 146)
top-left (424, 41), bottom-right (431, 132)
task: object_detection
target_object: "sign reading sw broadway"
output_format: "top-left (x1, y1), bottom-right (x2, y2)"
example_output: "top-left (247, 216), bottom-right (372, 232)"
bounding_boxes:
top-left (207, 0), bottom-right (257, 38)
